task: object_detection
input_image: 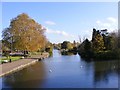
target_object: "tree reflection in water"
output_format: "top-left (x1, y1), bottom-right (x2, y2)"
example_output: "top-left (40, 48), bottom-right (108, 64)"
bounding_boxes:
top-left (2, 62), bottom-right (46, 88)
top-left (1, 50), bottom-right (119, 88)
top-left (93, 60), bottom-right (119, 87)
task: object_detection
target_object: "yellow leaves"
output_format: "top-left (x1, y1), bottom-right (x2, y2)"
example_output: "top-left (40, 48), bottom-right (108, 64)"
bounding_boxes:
top-left (92, 33), bottom-right (105, 52)
top-left (3, 13), bottom-right (47, 52)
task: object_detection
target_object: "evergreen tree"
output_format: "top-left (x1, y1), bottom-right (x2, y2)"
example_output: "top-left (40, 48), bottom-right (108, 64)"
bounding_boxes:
top-left (92, 31), bottom-right (105, 52)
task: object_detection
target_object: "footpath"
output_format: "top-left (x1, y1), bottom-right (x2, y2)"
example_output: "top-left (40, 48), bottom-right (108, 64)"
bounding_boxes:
top-left (0, 52), bottom-right (49, 77)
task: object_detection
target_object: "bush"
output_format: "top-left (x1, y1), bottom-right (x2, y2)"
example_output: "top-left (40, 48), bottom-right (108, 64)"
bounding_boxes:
top-left (93, 50), bottom-right (119, 60)
top-left (45, 47), bottom-right (53, 57)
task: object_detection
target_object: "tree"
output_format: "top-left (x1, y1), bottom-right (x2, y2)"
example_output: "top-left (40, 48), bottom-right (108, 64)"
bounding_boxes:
top-left (79, 28), bottom-right (120, 59)
top-left (102, 34), bottom-right (113, 50)
top-left (92, 28), bottom-right (97, 42)
top-left (91, 28), bottom-right (105, 52)
top-left (61, 41), bottom-right (73, 50)
top-left (92, 33), bottom-right (105, 52)
top-left (2, 13), bottom-right (47, 52)
top-left (61, 41), bottom-right (68, 50)
top-left (78, 39), bottom-right (92, 58)
top-left (108, 32), bottom-right (118, 50)
top-left (117, 30), bottom-right (120, 48)
top-left (73, 40), bottom-right (76, 47)
top-left (84, 39), bottom-right (91, 52)
top-left (2, 28), bottom-right (12, 50)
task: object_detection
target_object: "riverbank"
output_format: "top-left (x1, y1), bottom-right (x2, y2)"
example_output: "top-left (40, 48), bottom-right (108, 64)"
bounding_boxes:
top-left (0, 52), bottom-right (49, 77)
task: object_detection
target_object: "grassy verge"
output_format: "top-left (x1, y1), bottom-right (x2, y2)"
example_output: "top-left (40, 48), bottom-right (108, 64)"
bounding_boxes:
top-left (29, 52), bottom-right (42, 56)
top-left (93, 50), bottom-right (120, 60)
top-left (0, 56), bottom-right (22, 63)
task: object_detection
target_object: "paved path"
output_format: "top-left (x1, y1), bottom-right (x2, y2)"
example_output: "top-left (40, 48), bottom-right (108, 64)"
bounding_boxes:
top-left (0, 59), bottom-right (36, 76)
top-left (0, 52), bottom-right (49, 77)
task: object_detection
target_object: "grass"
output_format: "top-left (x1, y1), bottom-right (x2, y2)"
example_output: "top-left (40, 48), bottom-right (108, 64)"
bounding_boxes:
top-left (29, 52), bottom-right (42, 55)
top-left (0, 56), bottom-right (22, 63)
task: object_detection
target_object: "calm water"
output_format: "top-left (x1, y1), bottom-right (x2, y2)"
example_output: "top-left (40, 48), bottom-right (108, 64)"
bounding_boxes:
top-left (0, 50), bottom-right (119, 88)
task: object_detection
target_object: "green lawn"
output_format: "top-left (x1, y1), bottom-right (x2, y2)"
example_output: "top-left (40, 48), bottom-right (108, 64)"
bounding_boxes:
top-left (29, 52), bottom-right (42, 55)
top-left (0, 56), bottom-right (22, 63)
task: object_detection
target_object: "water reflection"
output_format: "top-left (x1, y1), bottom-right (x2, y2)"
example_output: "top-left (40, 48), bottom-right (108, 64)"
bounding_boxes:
top-left (1, 50), bottom-right (119, 88)
top-left (93, 60), bottom-right (119, 88)
top-left (2, 62), bottom-right (46, 88)
top-left (78, 57), bottom-right (119, 88)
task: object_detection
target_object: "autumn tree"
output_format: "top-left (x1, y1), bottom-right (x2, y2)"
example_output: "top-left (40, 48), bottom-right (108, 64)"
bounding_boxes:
top-left (2, 13), bottom-right (47, 52)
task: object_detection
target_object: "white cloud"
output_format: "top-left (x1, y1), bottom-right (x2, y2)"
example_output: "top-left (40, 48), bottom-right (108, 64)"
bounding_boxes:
top-left (45, 21), bottom-right (56, 25)
top-left (96, 20), bottom-right (101, 24)
top-left (107, 17), bottom-right (117, 23)
top-left (96, 17), bottom-right (118, 32)
top-left (102, 23), bottom-right (111, 27)
top-left (45, 27), bottom-right (74, 37)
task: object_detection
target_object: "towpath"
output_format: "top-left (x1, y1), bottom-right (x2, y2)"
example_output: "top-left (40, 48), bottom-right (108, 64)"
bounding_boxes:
top-left (0, 52), bottom-right (49, 77)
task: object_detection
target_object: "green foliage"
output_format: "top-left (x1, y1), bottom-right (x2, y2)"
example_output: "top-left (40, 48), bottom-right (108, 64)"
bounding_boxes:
top-left (61, 41), bottom-right (69, 49)
top-left (78, 39), bottom-right (93, 58)
top-left (84, 39), bottom-right (91, 52)
top-left (102, 35), bottom-right (113, 50)
top-left (78, 28), bottom-right (120, 60)
top-left (44, 41), bottom-right (53, 56)
top-left (118, 31), bottom-right (120, 48)
top-left (45, 47), bottom-right (53, 57)
top-left (61, 51), bottom-right (74, 55)
top-left (92, 33), bottom-right (105, 52)
top-left (93, 50), bottom-right (119, 60)
top-left (53, 43), bottom-right (61, 50)
top-left (61, 41), bottom-right (73, 50)
top-left (0, 56), bottom-right (21, 63)
top-left (60, 41), bottom-right (78, 55)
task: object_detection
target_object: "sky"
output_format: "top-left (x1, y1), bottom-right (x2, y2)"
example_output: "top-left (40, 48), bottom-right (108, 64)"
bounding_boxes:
top-left (1, 0), bottom-right (119, 2)
top-left (1, 2), bottom-right (118, 43)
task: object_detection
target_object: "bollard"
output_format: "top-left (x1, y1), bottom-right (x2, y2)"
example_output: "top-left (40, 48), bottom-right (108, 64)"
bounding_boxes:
top-left (38, 58), bottom-right (42, 61)
top-left (9, 59), bottom-right (12, 63)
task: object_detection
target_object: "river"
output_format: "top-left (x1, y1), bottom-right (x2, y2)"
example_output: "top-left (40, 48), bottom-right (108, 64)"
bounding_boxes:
top-left (0, 50), bottom-right (119, 88)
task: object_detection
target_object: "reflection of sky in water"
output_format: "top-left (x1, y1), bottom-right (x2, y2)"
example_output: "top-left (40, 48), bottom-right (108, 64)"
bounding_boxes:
top-left (1, 50), bottom-right (119, 88)
top-left (93, 71), bottom-right (118, 88)
top-left (0, 78), bottom-right (2, 89)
